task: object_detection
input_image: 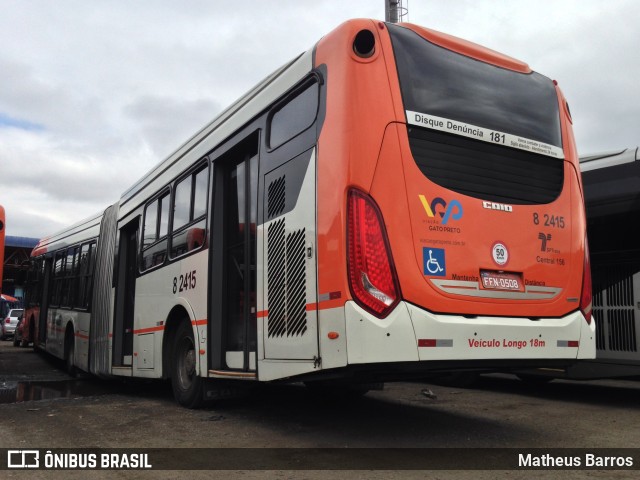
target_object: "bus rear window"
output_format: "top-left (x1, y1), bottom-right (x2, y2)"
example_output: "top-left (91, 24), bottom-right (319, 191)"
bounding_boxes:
top-left (388, 24), bottom-right (562, 149)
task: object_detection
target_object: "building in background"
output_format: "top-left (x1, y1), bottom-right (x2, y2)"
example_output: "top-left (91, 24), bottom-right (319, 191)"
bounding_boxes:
top-left (2, 236), bottom-right (39, 306)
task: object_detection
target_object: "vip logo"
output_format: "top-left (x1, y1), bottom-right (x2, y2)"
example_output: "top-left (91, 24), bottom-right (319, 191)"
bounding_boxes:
top-left (538, 232), bottom-right (552, 252)
top-left (418, 195), bottom-right (463, 225)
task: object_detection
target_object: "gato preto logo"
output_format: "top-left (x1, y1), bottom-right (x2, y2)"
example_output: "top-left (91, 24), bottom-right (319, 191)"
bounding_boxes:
top-left (8, 450), bottom-right (40, 468)
top-left (418, 194), bottom-right (463, 225)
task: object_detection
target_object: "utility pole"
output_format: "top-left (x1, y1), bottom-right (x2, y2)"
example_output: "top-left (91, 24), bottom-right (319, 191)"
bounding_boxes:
top-left (385, 0), bottom-right (406, 23)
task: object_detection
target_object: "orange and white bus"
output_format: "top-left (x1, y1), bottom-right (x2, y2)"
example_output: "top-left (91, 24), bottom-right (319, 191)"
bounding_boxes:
top-left (0, 205), bottom-right (5, 292)
top-left (23, 19), bottom-right (595, 407)
top-left (0, 204), bottom-right (12, 318)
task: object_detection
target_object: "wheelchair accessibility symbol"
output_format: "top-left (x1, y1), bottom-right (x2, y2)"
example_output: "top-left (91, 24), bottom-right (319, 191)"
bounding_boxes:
top-left (423, 248), bottom-right (446, 277)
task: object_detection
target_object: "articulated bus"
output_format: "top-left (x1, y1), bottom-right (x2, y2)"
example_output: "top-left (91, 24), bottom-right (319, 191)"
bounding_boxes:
top-left (0, 204), bottom-right (12, 318)
top-left (23, 19), bottom-right (595, 407)
top-left (0, 205), bottom-right (5, 292)
top-left (535, 147), bottom-right (640, 380)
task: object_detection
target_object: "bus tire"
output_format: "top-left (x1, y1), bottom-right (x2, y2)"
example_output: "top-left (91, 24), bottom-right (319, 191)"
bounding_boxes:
top-left (171, 321), bottom-right (204, 408)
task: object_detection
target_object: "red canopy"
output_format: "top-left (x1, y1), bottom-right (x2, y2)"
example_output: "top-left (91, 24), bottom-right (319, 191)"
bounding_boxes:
top-left (1, 293), bottom-right (18, 302)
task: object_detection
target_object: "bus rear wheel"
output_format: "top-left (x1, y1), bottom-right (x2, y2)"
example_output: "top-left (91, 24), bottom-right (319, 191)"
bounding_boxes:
top-left (65, 331), bottom-right (77, 377)
top-left (171, 321), bottom-right (204, 408)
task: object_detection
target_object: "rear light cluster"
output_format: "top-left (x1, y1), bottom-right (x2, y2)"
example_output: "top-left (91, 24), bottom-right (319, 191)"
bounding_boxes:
top-left (347, 189), bottom-right (400, 318)
top-left (580, 236), bottom-right (592, 324)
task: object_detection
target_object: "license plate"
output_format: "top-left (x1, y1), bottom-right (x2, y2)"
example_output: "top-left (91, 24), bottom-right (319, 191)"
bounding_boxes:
top-left (480, 270), bottom-right (523, 291)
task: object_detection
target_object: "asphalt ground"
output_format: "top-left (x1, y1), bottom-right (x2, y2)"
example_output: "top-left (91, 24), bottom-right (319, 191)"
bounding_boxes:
top-left (1, 339), bottom-right (639, 479)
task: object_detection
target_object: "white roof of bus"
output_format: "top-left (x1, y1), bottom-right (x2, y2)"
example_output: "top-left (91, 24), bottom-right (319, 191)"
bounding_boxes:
top-left (579, 147), bottom-right (639, 172)
top-left (119, 50), bottom-right (312, 212)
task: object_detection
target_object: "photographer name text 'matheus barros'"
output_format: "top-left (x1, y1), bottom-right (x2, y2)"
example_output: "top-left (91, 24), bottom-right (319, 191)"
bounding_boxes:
top-left (519, 453), bottom-right (633, 468)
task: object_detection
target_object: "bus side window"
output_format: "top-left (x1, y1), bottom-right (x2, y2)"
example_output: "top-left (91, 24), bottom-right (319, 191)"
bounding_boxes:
top-left (186, 227), bottom-right (204, 250)
top-left (170, 163), bottom-right (208, 259)
top-left (268, 81), bottom-right (319, 149)
top-left (141, 191), bottom-right (170, 271)
top-left (50, 251), bottom-right (65, 307)
top-left (76, 241), bottom-right (96, 309)
top-left (61, 246), bottom-right (79, 308)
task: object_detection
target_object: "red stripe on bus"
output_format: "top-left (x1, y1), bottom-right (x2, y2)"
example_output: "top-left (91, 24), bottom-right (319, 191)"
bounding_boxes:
top-left (101, 319), bottom-right (208, 337)
top-left (75, 332), bottom-right (89, 340)
top-left (418, 339), bottom-right (437, 347)
top-left (133, 325), bottom-right (165, 335)
top-left (258, 296), bottom-right (345, 318)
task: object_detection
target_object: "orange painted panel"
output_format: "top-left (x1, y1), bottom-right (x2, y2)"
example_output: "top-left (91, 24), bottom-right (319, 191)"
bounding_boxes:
top-left (313, 19), bottom-right (586, 318)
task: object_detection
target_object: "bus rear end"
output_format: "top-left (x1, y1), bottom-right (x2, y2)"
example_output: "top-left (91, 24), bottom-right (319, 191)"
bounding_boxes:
top-left (315, 20), bottom-right (595, 377)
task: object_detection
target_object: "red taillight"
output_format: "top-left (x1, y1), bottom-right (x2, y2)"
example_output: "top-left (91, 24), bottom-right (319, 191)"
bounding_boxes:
top-left (347, 189), bottom-right (400, 318)
top-left (580, 237), bottom-right (592, 324)
top-left (5, 317), bottom-right (9, 324)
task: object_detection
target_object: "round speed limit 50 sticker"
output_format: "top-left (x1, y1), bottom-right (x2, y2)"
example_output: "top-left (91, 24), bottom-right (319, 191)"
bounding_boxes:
top-left (491, 242), bottom-right (509, 266)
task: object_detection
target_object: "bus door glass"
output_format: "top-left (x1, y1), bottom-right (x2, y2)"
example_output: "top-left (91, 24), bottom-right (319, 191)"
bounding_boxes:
top-left (210, 134), bottom-right (261, 372)
top-left (113, 218), bottom-right (139, 366)
top-left (39, 257), bottom-right (52, 345)
top-left (222, 150), bottom-right (259, 371)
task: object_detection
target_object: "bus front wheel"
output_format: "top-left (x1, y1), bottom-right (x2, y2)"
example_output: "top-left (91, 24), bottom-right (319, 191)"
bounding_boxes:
top-left (171, 321), bottom-right (204, 408)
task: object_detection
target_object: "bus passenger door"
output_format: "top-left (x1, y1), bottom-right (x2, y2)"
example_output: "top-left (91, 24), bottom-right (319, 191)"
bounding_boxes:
top-left (38, 257), bottom-right (52, 347)
top-left (262, 148), bottom-right (318, 361)
top-left (113, 218), bottom-right (138, 367)
top-left (210, 134), bottom-right (260, 373)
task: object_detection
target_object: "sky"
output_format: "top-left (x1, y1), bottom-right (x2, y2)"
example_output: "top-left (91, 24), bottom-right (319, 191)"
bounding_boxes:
top-left (1, 0), bottom-right (638, 238)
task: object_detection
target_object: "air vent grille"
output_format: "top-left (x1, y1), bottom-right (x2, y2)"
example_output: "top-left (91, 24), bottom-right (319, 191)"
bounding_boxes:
top-left (266, 219), bottom-right (307, 338)
top-left (267, 176), bottom-right (286, 219)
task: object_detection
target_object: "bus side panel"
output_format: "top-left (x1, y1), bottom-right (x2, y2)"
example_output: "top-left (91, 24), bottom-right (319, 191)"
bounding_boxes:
top-left (132, 250), bottom-right (208, 378)
top-left (46, 310), bottom-right (90, 373)
top-left (46, 307), bottom-right (73, 361)
top-left (316, 305), bottom-right (348, 370)
top-left (75, 311), bottom-right (91, 372)
top-left (132, 262), bottom-right (180, 378)
top-left (261, 148), bottom-right (318, 362)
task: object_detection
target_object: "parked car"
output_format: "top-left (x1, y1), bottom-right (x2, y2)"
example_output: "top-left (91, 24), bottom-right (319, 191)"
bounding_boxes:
top-left (1, 308), bottom-right (23, 340)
